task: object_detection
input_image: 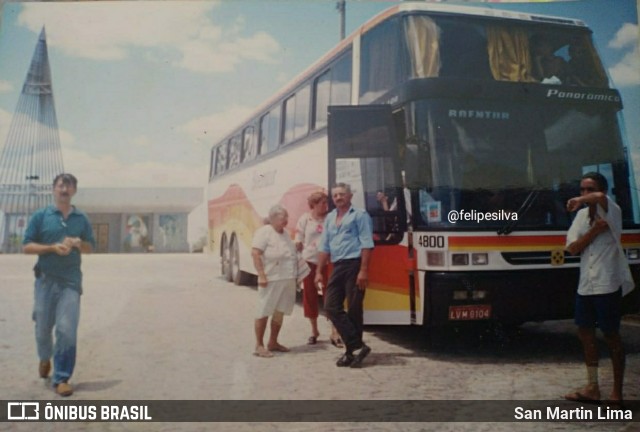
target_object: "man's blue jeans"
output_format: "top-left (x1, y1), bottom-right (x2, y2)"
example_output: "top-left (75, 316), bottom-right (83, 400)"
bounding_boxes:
top-left (33, 276), bottom-right (80, 385)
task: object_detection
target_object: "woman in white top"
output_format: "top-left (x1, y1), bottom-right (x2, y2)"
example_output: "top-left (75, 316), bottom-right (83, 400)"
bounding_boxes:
top-left (251, 205), bottom-right (298, 357)
top-left (294, 191), bottom-right (343, 347)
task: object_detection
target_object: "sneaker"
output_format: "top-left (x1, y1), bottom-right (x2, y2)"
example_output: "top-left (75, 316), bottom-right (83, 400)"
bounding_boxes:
top-left (336, 353), bottom-right (354, 367)
top-left (56, 382), bottom-right (73, 397)
top-left (39, 360), bottom-right (51, 378)
top-left (350, 344), bottom-right (371, 368)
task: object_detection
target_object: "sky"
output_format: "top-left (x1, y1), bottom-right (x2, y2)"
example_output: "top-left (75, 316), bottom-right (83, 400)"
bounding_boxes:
top-left (0, 0), bottom-right (638, 189)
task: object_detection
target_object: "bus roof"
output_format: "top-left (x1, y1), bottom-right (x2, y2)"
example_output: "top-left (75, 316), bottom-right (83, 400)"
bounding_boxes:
top-left (215, 2), bottom-right (589, 146)
top-left (395, 2), bottom-right (587, 28)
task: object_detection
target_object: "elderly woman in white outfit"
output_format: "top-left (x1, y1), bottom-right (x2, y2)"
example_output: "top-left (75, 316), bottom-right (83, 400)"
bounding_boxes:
top-left (251, 204), bottom-right (299, 358)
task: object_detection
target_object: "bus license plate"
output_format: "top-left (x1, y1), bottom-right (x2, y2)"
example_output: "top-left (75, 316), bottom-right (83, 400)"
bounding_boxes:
top-left (449, 305), bottom-right (492, 321)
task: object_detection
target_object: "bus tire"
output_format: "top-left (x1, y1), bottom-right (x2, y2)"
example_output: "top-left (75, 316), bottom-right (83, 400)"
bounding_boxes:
top-left (230, 236), bottom-right (254, 286)
top-left (221, 235), bottom-right (232, 282)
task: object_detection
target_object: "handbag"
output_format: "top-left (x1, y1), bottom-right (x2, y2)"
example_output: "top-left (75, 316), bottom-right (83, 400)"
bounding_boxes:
top-left (609, 226), bottom-right (635, 296)
top-left (618, 243), bottom-right (635, 297)
top-left (296, 253), bottom-right (311, 282)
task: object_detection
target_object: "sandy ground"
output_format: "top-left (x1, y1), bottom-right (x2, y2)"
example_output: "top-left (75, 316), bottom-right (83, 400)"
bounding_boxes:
top-left (0, 253), bottom-right (638, 432)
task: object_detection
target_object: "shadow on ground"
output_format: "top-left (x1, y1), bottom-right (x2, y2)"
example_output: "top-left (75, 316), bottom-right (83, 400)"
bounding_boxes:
top-left (241, 279), bottom-right (640, 366)
top-left (367, 318), bottom-right (640, 365)
top-left (75, 380), bottom-right (122, 392)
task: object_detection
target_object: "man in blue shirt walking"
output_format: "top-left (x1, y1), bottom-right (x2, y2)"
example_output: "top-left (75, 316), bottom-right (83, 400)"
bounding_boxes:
top-left (315, 183), bottom-right (374, 367)
top-left (23, 173), bottom-right (95, 396)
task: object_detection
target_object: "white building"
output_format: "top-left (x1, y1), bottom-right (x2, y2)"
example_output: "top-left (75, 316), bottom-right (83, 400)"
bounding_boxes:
top-left (72, 187), bottom-right (204, 253)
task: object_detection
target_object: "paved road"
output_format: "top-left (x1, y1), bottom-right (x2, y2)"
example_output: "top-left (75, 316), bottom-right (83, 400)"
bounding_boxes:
top-left (0, 254), bottom-right (638, 432)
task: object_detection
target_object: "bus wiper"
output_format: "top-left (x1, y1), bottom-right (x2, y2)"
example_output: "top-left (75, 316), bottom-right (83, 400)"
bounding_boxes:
top-left (497, 188), bottom-right (540, 235)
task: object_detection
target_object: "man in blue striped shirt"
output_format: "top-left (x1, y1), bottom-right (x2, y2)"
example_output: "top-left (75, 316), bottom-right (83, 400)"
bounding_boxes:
top-left (315, 183), bottom-right (374, 368)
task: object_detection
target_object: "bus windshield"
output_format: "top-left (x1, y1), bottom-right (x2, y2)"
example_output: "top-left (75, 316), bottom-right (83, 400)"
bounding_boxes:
top-left (407, 98), bottom-right (638, 231)
top-left (404, 13), bottom-right (608, 87)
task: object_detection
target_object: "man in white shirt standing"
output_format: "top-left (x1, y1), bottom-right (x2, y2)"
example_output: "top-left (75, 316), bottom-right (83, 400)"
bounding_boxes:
top-left (564, 172), bottom-right (632, 405)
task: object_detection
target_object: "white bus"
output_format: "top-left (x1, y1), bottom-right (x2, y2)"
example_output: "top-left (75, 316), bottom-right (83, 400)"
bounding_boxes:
top-left (207, 2), bottom-right (640, 331)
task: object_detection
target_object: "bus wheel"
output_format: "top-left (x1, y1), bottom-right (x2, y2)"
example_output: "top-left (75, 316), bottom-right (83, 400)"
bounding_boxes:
top-left (221, 236), bottom-right (232, 282)
top-left (230, 237), bottom-right (254, 286)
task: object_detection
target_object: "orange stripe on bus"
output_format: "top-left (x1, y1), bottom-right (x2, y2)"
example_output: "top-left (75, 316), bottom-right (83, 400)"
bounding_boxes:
top-left (622, 233), bottom-right (640, 247)
top-left (448, 233), bottom-right (640, 251)
top-left (449, 235), bottom-right (565, 250)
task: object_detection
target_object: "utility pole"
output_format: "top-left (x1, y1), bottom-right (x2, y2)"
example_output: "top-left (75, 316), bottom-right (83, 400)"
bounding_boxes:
top-left (336, 0), bottom-right (346, 40)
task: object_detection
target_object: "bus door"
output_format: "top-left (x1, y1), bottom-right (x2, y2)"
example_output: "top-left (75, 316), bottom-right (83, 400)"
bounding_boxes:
top-left (327, 105), bottom-right (416, 325)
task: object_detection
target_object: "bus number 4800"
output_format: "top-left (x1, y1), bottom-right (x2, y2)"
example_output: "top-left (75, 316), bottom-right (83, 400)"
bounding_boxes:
top-left (417, 235), bottom-right (445, 249)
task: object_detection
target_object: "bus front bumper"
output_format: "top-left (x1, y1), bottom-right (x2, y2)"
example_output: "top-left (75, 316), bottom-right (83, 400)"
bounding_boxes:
top-left (424, 266), bottom-right (640, 327)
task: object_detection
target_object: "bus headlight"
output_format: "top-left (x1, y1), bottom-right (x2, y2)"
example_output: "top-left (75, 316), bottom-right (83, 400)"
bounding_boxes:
top-left (472, 290), bottom-right (488, 300)
top-left (452, 253), bottom-right (469, 266)
top-left (453, 290), bottom-right (468, 300)
top-left (427, 251), bottom-right (445, 266)
top-left (472, 253), bottom-right (488, 265)
top-left (627, 249), bottom-right (639, 260)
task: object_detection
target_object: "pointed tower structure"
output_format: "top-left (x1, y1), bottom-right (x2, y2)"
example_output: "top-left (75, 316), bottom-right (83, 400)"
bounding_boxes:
top-left (0, 28), bottom-right (65, 252)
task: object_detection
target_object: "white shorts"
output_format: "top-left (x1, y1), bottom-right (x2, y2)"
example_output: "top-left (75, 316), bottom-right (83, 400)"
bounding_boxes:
top-left (256, 279), bottom-right (297, 318)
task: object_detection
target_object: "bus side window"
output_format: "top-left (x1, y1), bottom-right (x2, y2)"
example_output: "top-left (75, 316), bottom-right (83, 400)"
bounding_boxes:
top-left (359, 17), bottom-right (406, 104)
top-left (313, 70), bottom-right (331, 130)
top-left (209, 148), bottom-right (216, 180)
top-left (330, 50), bottom-right (352, 105)
top-left (294, 84), bottom-right (311, 141)
top-left (215, 143), bottom-right (228, 175)
top-left (283, 84), bottom-right (311, 145)
top-left (228, 135), bottom-right (242, 169)
top-left (283, 94), bottom-right (296, 144)
top-left (259, 114), bottom-right (269, 156)
top-left (242, 126), bottom-right (257, 162)
top-left (269, 107), bottom-right (281, 150)
top-left (259, 108), bottom-right (280, 155)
